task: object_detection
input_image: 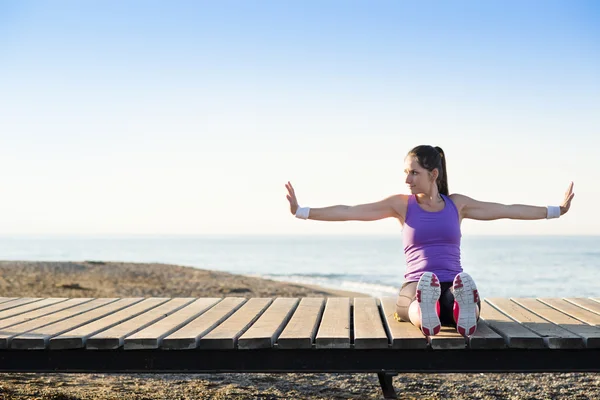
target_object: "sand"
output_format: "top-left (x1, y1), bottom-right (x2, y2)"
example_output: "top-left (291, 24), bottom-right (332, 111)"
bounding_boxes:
top-left (0, 260), bottom-right (598, 400)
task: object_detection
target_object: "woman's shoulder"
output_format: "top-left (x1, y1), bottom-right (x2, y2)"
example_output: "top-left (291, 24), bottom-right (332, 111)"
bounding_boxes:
top-left (389, 193), bottom-right (411, 205)
top-left (387, 194), bottom-right (411, 221)
top-left (448, 193), bottom-right (465, 201)
top-left (449, 193), bottom-right (474, 202)
top-left (448, 193), bottom-right (470, 212)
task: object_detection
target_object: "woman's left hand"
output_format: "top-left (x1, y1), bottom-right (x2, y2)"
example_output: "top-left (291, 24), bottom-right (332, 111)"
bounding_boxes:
top-left (560, 182), bottom-right (575, 215)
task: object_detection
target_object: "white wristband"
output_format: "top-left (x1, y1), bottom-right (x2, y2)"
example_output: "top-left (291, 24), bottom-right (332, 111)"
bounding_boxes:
top-left (546, 206), bottom-right (561, 219)
top-left (295, 206), bottom-right (310, 220)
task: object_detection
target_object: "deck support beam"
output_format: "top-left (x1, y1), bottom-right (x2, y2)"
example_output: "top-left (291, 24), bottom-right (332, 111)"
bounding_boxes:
top-left (1, 349), bottom-right (599, 373)
top-left (377, 372), bottom-right (398, 399)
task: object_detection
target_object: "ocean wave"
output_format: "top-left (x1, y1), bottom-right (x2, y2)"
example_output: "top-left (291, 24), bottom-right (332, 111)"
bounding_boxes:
top-left (257, 273), bottom-right (401, 298)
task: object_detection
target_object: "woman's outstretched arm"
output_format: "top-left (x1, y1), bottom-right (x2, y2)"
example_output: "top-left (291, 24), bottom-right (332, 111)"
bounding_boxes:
top-left (285, 181), bottom-right (403, 221)
top-left (452, 182), bottom-right (575, 221)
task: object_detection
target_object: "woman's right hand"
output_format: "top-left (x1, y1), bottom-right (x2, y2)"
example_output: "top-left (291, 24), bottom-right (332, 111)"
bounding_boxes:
top-left (285, 181), bottom-right (299, 215)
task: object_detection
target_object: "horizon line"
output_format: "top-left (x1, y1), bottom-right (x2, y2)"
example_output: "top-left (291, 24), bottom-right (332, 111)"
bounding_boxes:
top-left (0, 233), bottom-right (597, 238)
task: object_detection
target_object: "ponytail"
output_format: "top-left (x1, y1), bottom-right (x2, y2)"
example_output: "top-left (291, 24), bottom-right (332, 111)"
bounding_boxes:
top-left (434, 146), bottom-right (449, 196)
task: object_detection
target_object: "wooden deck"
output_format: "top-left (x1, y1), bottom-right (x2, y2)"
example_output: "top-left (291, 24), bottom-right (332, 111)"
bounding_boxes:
top-left (0, 296), bottom-right (598, 352)
top-left (1, 296), bottom-right (598, 399)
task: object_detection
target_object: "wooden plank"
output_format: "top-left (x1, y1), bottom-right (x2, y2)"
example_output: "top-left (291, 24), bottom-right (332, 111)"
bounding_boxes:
top-left (86, 298), bottom-right (195, 350)
top-left (353, 298), bottom-right (388, 349)
top-left (467, 320), bottom-right (506, 350)
top-left (538, 298), bottom-right (600, 326)
top-left (0, 298), bottom-right (43, 312)
top-left (429, 327), bottom-right (466, 350)
top-left (0, 298), bottom-right (101, 349)
top-left (11, 298), bottom-right (132, 350)
top-left (565, 298), bottom-right (600, 315)
top-left (487, 298), bottom-right (583, 349)
top-left (512, 298), bottom-right (600, 348)
top-left (277, 298), bottom-right (325, 349)
top-left (378, 297), bottom-right (427, 349)
top-left (0, 298), bottom-right (17, 305)
top-left (125, 298), bottom-right (221, 349)
top-left (50, 298), bottom-right (168, 349)
top-left (238, 298), bottom-right (299, 349)
top-left (315, 297), bottom-right (351, 349)
top-left (0, 298), bottom-right (68, 321)
top-left (197, 298), bottom-right (272, 349)
top-left (480, 300), bottom-right (544, 348)
top-left (0, 298), bottom-right (94, 330)
top-left (162, 297), bottom-right (247, 350)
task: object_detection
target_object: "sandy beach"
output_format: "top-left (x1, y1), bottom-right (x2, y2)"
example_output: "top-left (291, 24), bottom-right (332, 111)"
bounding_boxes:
top-left (0, 260), bottom-right (598, 399)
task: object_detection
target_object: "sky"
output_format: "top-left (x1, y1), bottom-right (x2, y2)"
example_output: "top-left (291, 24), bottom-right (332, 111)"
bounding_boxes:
top-left (0, 0), bottom-right (599, 236)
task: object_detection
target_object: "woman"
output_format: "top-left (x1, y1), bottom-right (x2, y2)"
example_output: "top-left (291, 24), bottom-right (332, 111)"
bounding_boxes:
top-left (285, 145), bottom-right (575, 337)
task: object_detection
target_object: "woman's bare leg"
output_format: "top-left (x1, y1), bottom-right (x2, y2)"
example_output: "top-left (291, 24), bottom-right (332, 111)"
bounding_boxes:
top-left (408, 301), bottom-right (422, 330)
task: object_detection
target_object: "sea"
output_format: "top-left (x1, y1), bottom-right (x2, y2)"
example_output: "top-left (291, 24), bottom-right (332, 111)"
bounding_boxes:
top-left (0, 235), bottom-right (598, 298)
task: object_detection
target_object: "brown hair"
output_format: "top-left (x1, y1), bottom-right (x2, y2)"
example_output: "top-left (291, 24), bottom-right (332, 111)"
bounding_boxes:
top-left (407, 145), bottom-right (448, 195)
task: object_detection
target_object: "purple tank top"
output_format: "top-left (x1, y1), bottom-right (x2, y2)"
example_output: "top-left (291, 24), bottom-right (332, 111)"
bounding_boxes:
top-left (402, 194), bottom-right (462, 283)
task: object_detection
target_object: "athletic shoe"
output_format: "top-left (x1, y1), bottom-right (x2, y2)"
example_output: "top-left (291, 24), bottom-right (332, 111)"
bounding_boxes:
top-left (452, 272), bottom-right (480, 337)
top-left (416, 272), bottom-right (441, 336)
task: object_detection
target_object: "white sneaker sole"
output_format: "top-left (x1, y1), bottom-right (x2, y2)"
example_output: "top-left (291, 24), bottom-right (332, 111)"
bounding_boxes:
top-left (416, 272), bottom-right (441, 336)
top-left (453, 272), bottom-right (479, 337)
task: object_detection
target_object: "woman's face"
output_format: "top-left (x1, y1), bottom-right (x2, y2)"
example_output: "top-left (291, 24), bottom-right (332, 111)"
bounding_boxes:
top-left (403, 156), bottom-right (436, 194)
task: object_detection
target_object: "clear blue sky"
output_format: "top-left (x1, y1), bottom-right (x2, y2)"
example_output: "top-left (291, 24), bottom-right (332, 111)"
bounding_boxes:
top-left (1, 1), bottom-right (598, 235)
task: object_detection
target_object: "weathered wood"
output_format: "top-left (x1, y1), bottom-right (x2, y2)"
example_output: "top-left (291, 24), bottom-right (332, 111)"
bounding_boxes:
top-left (486, 298), bottom-right (584, 349)
top-left (0, 298), bottom-right (42, 312)
top-left (353, 298), bottom-right (388, 349)
top-left (480, 300), bottom-right (545, 348)
top-left (2, 296), bottom-right (598, 357)
top-left (0, 298), bottom-right (17, 305)
top-left (11, 299), bottom-right (131, 350)
top-left (429, 327), bottom-right (466, 350)
top-left (50, 298), bottom-right (166, 350)
top-left (315, 298), bottom-right (351, 349)
top-left (0, 298), bottom-right (67, 321)
top-left (86, 298), bottom-right (195, 350)
top-left (565, 298), bottom-right (600, 315)
top-left (0, 298), bottom-right (105, 349)
top-left (197, 298), bottom-right (272, 349)
top-left (512, 298), bottom-right (600, 348)
top-left (161, 297), bottom-right (246, 350)
top-left (538, 298), bottom-right (600, 326)
top-left (238, 298), bottom-right (299, 349)
top-left (378, 297), bottom-right (427, 349)
top-left (0, 298), bottom-right (94, 330)
top-left (277, 298), bottom-right (325, 349)
top-left (124, 298), bottom-right (221, 350)
top-left (467, 320), bottom-right (507, 350)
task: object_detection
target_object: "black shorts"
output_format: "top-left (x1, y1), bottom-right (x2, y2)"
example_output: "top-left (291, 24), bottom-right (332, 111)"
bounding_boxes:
top-left (394, 281), bottom-right (481, 327)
